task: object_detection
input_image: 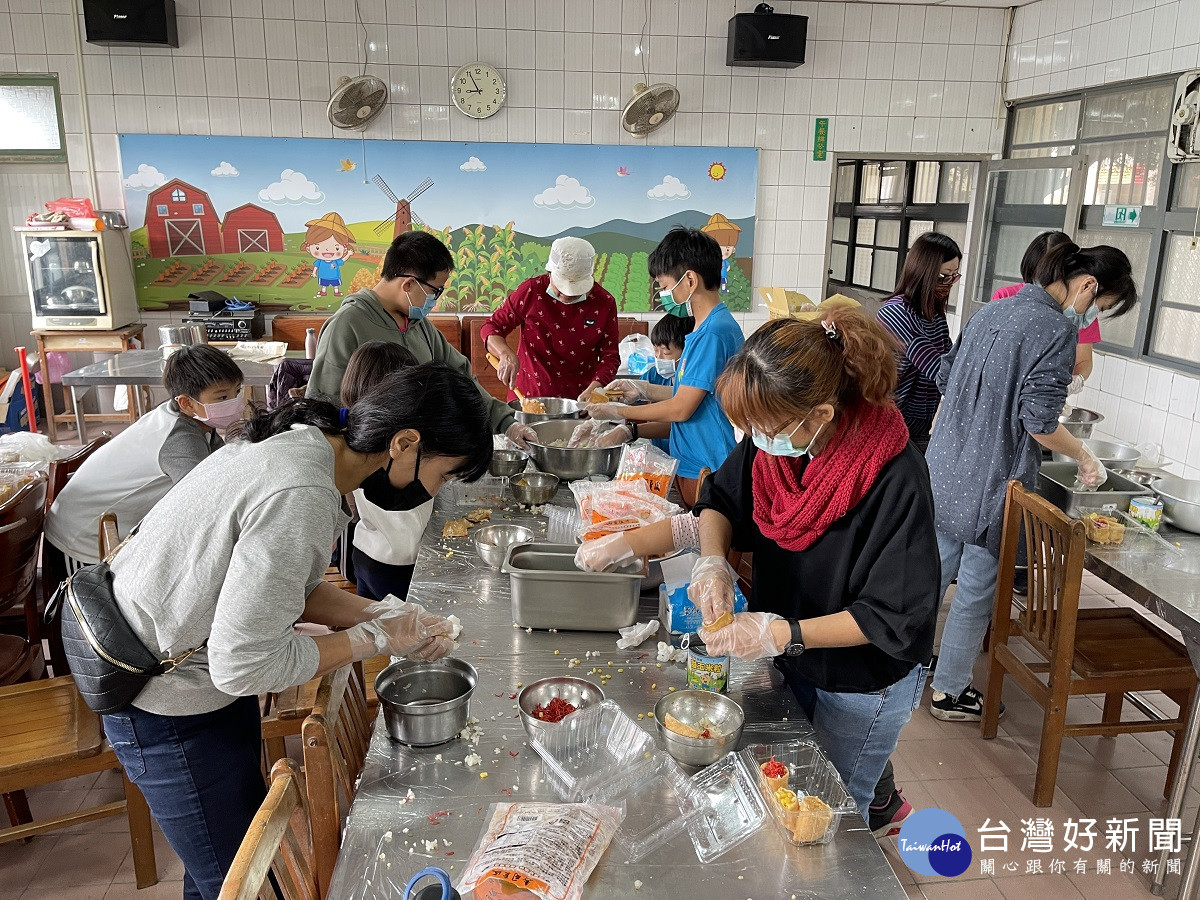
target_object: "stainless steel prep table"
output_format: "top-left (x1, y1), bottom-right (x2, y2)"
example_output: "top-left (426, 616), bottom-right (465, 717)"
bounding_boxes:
top-left (59, 349), bottom-right (286, 440)
top-left (1084, 525), bottom-right (1200, 896)
top-left (326, 491), bottom-right (909, 900)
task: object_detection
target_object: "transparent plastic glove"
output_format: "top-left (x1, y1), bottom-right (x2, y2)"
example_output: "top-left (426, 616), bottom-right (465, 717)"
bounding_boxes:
top-left (687, 555), bottom-right (736, 625)
top-left (575, 381), bottom-right (606, 403)
top-left (699, 612), bottom-right (786, 661)
top-left (1076, 443), bottom-right (1107, 491)
top-left (575, 532), bottom-right (637, 572)
top-left (603, 379), bottom-right (648, 403)
top-left (496, 350), bottom-right (519, 388)
top-left (365, 602), bottom-right (454, 660)
top-left (1067, 374), bottom-right (1085, 396)
top-left (568, 418), bottom-right (601, 449)
top-left (594, 423), bottom-right (632, 448)
top-left (616, 619), bottom-right (660, 650)
top-left (583, 402), bottom-right (628, 423)
top-left (505, 422), bottom-right (537, 450)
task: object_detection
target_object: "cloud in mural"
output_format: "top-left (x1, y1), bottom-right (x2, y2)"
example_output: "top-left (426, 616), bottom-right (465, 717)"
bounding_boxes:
top-left (258, 169), bottom-right (324, 204)
top-left (533, 175), bottom-right (594, 210)
top-left (210, 160), bottom-right (239, 177)
top-left (647, 175), bottom-right (691, 201)
top-left (124, 164), bottom-right (167, 190)
top-left (459, 156), bottom-right (487, 172)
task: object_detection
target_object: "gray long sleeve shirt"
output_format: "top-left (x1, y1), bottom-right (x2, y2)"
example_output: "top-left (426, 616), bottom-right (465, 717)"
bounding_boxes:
top-left (926, 284), bottom-right (1075, 555)
top-left (111, 425), bottom-right (349, 715)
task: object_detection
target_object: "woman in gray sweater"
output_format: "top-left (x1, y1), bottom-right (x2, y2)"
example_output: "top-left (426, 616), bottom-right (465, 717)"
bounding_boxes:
top-left (103, 363), bottom-right (492, 900)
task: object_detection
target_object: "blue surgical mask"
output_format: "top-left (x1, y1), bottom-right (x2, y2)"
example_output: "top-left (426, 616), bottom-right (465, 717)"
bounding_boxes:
top-left (547, 283), bottom-right (585, 304)
top-left (654, 357), bottom-right (676, 378)
top-left (627, 351), bottom-right (654, 376)
top-left (659, 280), bottom-right (694, 318)
top-left (1063, 285), bottom-right (1100, 330)
top-left (406, 286), bottom-right (438, 321)
top-left (751, 419), bottom-right (824, 458)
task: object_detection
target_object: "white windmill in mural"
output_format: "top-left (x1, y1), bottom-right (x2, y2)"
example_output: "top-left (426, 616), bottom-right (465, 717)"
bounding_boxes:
top-left (372, 174), bottom-right (434, 239)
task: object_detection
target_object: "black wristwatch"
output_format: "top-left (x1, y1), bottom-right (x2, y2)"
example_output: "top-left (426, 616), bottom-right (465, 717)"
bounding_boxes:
top-left (784, 619), bottom-right (805, 657)
top-left (627, 421), bottom-right (639, 442)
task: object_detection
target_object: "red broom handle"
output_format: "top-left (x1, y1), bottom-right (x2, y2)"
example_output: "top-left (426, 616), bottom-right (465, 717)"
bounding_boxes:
top-left (15, 347), bottom-right (37, 433)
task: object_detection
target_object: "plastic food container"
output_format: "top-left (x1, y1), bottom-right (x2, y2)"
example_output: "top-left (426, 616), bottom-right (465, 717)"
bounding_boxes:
top-left (742, 740), bottom-right (857, 846)
top-left (448, 475), bottom-right (508, 506)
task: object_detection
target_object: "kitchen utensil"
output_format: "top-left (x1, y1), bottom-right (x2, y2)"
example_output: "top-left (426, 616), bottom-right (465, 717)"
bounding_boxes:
top-left (1058, 407), bottom-right (1104, 439)
top-left (507, 471), bottom-right (560, 506)
top-left (60, 284), bottom-right (97, 305)
top-left (1051, 438), bottom-right (1141, 467)
top-left (1152, 476), bottom-right (1200, 534)
top-left (374, 658), bottom-right (478, 747)
top-left (472, 523), bottom-right (535, 568)
top-left (1110, 468), bottom-right (1160, 488)
top-left (654, 690), bottom-right (745, 767)
top-left (506, 397), bottom-right (587, 425)
top-left (1037, 463), bottom-right (1145, 517)
top-left (485, 352), bottom-right (526, 402)
top-left (158, 324), bottom-right (208, 358)
top-left (526, 419), bottom-right (623, 481)
top-left (488, 449), bottom-right (528, 478)
top-left (517, 676), bottom-right (606, 743)
top-left (501, 542), bottom-right (642, 631)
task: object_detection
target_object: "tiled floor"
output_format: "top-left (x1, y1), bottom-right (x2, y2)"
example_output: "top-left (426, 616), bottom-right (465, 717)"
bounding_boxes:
top-left (6, 573), bottom-right (1195, 899)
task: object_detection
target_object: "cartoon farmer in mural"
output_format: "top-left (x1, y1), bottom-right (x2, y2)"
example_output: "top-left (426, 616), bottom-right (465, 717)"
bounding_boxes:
top-left (701, 213), bottom-right (741, 293)
top-left (304, 212), bottom-right (355, 298)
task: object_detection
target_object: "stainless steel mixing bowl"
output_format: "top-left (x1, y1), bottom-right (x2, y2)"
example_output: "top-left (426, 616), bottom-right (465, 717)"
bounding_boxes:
top-left (526, 419), bottom-right (623, 481)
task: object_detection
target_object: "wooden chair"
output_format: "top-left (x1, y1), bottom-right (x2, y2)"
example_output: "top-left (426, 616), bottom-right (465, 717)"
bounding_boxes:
top-left (0, 676), bottom-right (157, 886)
top-left (302, 664), bottom-right (373, 897)
top-left (981, 481), bottom-right (1198, 806)
top-left (45, 431), bottom-right (113, 514)
top-left (217, 758), bottom-right (317, 900)
top-left (0, 474), bottom-right (48, 685)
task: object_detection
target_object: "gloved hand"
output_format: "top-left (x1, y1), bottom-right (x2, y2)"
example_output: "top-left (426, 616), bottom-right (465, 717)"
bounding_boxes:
top-left (594, 423), bottom-right (632, 448)
top-left (347, 601), bottom-right (455, 661)
top-left (1076, 442), bottom-right (1107, 490)
top-left (575, 532), bottom-right (637, 572)
top-left (602, 379), bottom-right (648, 403)
top-left (568, 418), bottom-right (600, 448)
top-left (1068, 374), bottom-right (1085, 396)
top-left (687, 555), bottom-right (736, 626)
top-left (495, 350), bottom-right (519, 388)
top-left (505, 422), bottom-right (537, 450)
top-left (582, 401), bottom-right (628, 422)
top-left (576, 381), bottom-right (605, 403)
top-left (699, 612), bottom-right (786, 660)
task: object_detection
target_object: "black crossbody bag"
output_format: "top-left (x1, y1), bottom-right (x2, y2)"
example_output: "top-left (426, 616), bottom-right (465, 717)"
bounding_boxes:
top-left (44, 528), bottom-right (205, 715)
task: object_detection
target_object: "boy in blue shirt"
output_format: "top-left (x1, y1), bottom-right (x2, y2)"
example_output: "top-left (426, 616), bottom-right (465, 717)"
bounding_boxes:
top-left (584, 228), bottom-right (744, 508)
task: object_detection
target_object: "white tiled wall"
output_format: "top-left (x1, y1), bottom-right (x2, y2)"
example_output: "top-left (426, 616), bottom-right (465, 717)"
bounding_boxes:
top-left (1009, 0), bottom-right (1200, 477)
top-left (0, 0), bottom-right (1007, 366)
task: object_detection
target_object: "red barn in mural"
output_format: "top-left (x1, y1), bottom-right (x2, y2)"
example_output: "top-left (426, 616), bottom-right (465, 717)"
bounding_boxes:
top-left (144, 179), bottom-right (222, 258)
top-left (221, 203), bottom-right (284, 254)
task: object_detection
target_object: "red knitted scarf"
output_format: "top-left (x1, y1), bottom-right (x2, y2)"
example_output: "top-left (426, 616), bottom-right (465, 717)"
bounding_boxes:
top-left (752, 402), bottom-right (910, 551)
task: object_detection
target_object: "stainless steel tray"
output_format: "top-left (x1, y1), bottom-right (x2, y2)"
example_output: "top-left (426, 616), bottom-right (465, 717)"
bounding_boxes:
top-left (1037, 462), bottom-right (1146, 518)
top-left (501, 542), bottom-right (642, 631)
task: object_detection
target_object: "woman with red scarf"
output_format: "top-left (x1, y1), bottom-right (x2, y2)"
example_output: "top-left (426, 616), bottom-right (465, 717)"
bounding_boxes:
top-left (690, 309), bottom-right (940, 823)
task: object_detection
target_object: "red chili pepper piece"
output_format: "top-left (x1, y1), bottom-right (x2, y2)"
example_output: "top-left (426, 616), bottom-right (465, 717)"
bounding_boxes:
top-left (531, 696), bottom-right (577, 723)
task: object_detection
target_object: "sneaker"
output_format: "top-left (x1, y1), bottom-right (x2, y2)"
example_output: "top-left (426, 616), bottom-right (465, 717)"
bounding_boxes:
top-left (930, 685), bottom-right (1004, 722)
top-left (869, 788), bottom-right (912, 839)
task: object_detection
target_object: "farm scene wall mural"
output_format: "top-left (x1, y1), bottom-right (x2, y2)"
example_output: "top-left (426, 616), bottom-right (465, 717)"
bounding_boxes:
top-left (117, 135), bottom-right (758, 314)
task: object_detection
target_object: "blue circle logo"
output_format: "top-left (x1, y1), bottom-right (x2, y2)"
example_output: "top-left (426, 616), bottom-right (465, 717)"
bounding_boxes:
top-left (897, 808), bottom-right (973, 877)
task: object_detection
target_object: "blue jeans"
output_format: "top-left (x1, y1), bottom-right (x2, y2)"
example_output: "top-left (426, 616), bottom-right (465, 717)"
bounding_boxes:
top-left (930, 530), bottom-right (1000, 698)
top-left (781, 663), bottom-right (928, 819)
top-left (104, 696), bottom-right (266, 900)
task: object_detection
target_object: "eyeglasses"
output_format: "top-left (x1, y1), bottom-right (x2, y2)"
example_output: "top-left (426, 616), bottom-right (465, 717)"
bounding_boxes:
top-left (935, 272), bottom-right (962, 285)
top-left (398, 274), bottom-right (445, 299)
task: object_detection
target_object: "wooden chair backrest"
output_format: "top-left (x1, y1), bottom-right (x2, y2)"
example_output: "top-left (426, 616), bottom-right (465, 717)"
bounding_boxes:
top-left (997, 480), bottom-right (1086, 664)
top-left (0, 474), bottom-right (48, 628)
top-left (46, 432), bottom-right (112, 512)
top-left (217, 759), bottom-right (317, 900)
top-left (302, 665), bottom-right (372, 897)
top-left (269, 316), bottom-right (330, 351)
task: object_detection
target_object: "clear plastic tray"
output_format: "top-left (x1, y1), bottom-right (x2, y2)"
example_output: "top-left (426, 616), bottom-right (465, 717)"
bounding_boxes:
top-left (742, 741), bottom-right (857, 845)
top-left (448, 475), bottom-right (508, 506)
top-left (531, 700), bottom-right (656, 801)
top-left (589, 752), bottom-right (708, 862)
top-left (686, 752), bottom-right (770, 861)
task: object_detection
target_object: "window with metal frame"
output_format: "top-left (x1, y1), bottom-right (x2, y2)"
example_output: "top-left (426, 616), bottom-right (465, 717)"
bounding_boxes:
top-left (826, 159), bottom-right (976, 309)
top-left (1006, 78), bottom-right (1200, 371)
top-left (0, 75), bottom-right (67, 164)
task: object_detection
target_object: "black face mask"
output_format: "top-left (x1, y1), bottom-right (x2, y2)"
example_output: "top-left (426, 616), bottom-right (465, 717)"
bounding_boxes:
top-left (360, 447), bottom-right (433, 511)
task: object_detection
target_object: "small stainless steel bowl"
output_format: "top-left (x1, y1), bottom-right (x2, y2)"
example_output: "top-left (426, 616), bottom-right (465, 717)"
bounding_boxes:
top-left (375, 658), bottom-right (478, 747)
top-left (508, 472), bottom-right (560, 506)
top-left (1110, 468), bottom-right (1158, 489)
top-left (473, 523), bottom-right (535, 568)
top-left (517, 676), bottom-right (605, 743)
top-left (654, 690), bottom-right (745, 768)
top-left (1059, 407), bottom-right (1104, 439)
top-left (489, 449), bottom-right (529, 478)
top-left (508, 397), bottom-right (586, 425)
top-left (1051, 438), bottom-right (1141, 468)
top-left (1152, 476), bottom-right (1200, 534)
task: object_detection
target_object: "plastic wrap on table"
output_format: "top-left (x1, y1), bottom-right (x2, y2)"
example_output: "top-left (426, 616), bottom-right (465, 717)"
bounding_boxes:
top-left (569, 479), bottom-right (681, 541)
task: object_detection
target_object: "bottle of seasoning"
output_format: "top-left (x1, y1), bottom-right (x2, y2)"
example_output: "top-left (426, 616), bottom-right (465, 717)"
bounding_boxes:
top-left (683, 634), bottom-right (729, 693)
top-left (304, 327), bottom-right (317, 359)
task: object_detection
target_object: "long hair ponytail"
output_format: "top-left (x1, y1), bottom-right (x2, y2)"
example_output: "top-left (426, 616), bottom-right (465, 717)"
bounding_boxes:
top-left (1032, 241), bottom-right (1138, 317)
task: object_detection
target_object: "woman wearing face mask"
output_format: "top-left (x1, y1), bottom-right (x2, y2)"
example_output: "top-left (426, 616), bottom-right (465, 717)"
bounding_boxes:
top-left (926, 242), bottom-right (1137, 723)
top-left (685, 310), bottom-right (940, 824)
top-left (482, 236), bottom-right (621, 402)
top-left (100, 363), bottom-right (488, 900)
top-left (875, 232), bottom-right (961, 452)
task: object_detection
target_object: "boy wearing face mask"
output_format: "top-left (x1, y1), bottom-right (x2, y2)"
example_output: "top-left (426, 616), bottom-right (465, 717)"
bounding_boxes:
top-left (44, 344), bottom-right (245, 566)
top-left (635, 314), bottom-right (695, 453)
top-left (482, 236), bottom-right (620, 402)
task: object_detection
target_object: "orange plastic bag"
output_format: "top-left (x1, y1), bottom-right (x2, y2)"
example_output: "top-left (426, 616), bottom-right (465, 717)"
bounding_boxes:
top-left (615, 442), bottom-right (678, 498)
top-left (570, 480), bottom-right (681, 541)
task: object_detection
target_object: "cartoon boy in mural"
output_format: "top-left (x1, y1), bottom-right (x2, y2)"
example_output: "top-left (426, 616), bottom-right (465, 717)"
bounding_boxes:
top-left (304, 212), bottom-right (355, 298)
top-left (701, 213), bottom-right (741, 293)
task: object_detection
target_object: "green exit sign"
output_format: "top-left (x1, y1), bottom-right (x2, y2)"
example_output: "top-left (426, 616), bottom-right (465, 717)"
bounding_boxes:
top-left (1102, 205), bottom-right (1141, 227)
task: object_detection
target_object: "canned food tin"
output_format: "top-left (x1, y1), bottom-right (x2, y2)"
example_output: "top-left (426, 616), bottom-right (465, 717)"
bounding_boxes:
top-left (684, 637), bottom-right (729, 694)
top-left (1129, 496), bottom-right (1163, 531)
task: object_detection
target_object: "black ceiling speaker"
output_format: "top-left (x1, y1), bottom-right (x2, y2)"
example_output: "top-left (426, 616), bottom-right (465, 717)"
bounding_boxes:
top-left (83, 0), bottom-right (179, 48)
top-left (727, 2), bottom-right (807, 69)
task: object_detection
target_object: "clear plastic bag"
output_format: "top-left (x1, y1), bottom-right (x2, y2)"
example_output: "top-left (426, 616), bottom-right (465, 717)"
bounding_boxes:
top-left (615, 442), bottom-right (679, 499)
top-left (457, 802), bottom-right (624, 900)
top-left (569, 480), bottom-right (680, 542)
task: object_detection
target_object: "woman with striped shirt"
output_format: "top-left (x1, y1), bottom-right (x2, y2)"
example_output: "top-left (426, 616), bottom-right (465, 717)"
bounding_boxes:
top-left (875, 233), bottom-right (962, 452)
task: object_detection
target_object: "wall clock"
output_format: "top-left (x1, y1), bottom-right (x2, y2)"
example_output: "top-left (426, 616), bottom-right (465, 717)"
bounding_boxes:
top-left (451, 63), bottom-right (506, 119)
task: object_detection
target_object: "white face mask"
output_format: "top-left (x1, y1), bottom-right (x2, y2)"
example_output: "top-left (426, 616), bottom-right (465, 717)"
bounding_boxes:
top-left (193, 393), bottom-right (245, 428)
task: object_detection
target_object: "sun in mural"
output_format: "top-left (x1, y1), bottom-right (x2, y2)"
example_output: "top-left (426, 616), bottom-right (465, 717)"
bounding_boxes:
top-left (708, 162), bottom-right (727, 181)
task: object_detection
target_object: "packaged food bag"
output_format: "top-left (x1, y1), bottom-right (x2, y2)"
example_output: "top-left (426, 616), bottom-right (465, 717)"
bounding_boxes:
top-left (615, 442), bottom-right (679, 499)
top-left (570, 479), bottom-right (680, 541)
top-left (658, 552), bottom-right (748, 634)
